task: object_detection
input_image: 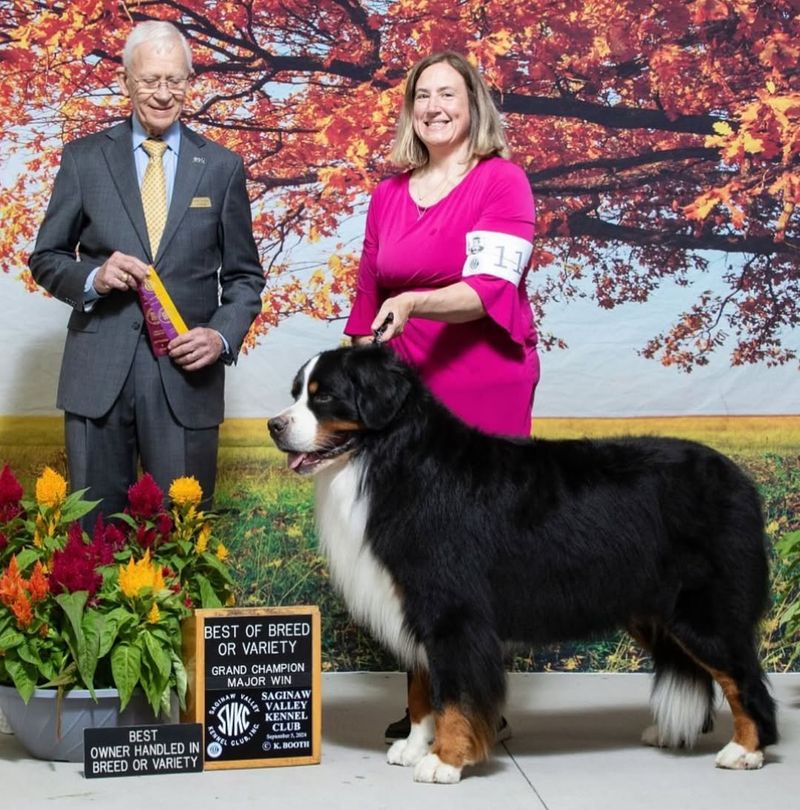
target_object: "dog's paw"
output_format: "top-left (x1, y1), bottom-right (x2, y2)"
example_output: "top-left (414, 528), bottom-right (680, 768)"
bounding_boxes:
top-left (413, 753), bottom-right (462, 784)
top-left (387, 736), bottom-right (429, 767)
top-left (715, 741), bottom-right (764, 770)
top-left (641, 724), bottom-right (665, 747)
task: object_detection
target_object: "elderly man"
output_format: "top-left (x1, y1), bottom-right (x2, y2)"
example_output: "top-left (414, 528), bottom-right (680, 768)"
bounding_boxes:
top-left (29, 20), bottom-right (264, 522)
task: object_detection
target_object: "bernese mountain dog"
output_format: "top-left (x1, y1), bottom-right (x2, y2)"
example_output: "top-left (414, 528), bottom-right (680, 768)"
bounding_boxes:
top-left (268, 344), bottom-right (777, 784)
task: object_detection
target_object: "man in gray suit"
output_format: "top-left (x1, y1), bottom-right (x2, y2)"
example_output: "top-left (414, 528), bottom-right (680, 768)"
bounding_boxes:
top-left (29, 20), bottom-right (264, 523)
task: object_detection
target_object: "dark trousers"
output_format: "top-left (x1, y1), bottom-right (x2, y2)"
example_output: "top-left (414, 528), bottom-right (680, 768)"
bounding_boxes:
top-left (66, 334), bottom-right (218, 528)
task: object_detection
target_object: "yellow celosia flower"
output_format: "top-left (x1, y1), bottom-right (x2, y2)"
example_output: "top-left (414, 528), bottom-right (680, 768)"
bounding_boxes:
top-left (216, 543), bottom-right (229, 562)
top-left (119, 550), bottom-right (166, 598)
top-left (147, 602), bottom-right (161, 624)
top-left (35, 466), bottom-right (67, 509)
top-left (195, 523), bottom-right (211, 554)
top-left (225, 594), bottom-right (236, 607)
top-left (169, 476), bottom-right (203, 508)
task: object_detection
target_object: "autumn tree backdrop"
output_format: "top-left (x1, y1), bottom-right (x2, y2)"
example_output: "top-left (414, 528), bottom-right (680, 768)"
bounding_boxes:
top-left (1, 1), bottom-right (799, 670)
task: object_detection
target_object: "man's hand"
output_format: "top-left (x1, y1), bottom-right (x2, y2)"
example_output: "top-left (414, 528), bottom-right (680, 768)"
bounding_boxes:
top-left (168, 327), bottom-right (224, 371)
top-left (94, 252), bottom-right (150, 294)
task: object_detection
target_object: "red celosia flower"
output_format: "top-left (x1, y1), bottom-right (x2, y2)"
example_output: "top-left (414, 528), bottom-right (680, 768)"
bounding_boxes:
top-left (136, 523), bottom-right (158, 550)
top-left (0, 464), bottom-right (23, 522)
top-left (103, 521), bottom-right (128, 552)
top-left (127, 474), bottom-right (164, 520)
top-left (49, 523), bottom-right (110, 597)
top-left (156, 513), bottom-right (173, 538)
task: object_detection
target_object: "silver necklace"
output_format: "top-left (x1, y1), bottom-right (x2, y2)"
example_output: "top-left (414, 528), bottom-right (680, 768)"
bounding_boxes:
top-left (412, 171), bottom-right (456, 219)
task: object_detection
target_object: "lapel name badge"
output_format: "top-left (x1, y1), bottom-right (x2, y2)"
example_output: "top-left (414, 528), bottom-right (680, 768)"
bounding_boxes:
top-left (190, 197), bottom-right (212, 208)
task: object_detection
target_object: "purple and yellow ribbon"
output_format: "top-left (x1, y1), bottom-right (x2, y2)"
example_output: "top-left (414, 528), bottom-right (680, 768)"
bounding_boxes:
top-left (137, 266), bottom-right (187, 356)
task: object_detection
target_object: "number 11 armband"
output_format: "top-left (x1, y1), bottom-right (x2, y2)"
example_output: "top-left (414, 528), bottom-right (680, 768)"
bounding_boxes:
top-left (461, 230), bottom-right (533, 286)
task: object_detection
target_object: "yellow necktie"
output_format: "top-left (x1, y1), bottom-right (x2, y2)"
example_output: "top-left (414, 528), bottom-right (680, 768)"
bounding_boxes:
top-left (141, 138), bottom-right (169, 257)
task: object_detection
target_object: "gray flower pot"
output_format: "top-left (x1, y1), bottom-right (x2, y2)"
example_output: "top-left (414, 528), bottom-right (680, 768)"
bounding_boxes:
top-left (0, 685), bottom-right (178, 762)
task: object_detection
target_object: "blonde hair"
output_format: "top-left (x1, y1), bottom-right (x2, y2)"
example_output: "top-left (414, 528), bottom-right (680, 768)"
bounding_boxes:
top-left (390, 52), bottom-right (509, 169)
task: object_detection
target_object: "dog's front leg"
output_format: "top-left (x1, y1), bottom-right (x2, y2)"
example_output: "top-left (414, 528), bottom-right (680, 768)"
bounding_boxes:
top-left (387, 669), bottom-right (435, 766)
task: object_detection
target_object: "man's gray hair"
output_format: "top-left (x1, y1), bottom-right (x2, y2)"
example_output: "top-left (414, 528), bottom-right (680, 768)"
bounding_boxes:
top-left (122, 20), bottom-right (193, 74)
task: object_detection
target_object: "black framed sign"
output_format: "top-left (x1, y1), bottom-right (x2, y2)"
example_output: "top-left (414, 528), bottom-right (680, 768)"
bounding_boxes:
top-left (182, 606), bottom-right (321, 770)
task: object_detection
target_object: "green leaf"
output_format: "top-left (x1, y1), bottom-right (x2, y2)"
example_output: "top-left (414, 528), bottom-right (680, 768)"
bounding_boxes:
top-left (55, 591), bottom-right (94, 693)
top-left (201, 552), bottom-right (235, 584)
top-left (59, 490), bottom-right (102, 522)
top-left (5, 657), bottom-right (38, 702)
top-left (169, 649), bottom-right (188, 710)
top-left (779, 599), bottom-right (800, 626)
top-left (158, 685), bottom-right (173, 718)
top-left (0, 627), bottom-right (25, 651)
top-left (197, 574), bottom-right (222, 608)
top-left (110, 642), bottom-right (142, 712)
top-left (776, 530), bottom-right (800, 557)
top-left (14, 547), bottom-right (42, 572)
top-left (143, 632), bottom-right (172, 682)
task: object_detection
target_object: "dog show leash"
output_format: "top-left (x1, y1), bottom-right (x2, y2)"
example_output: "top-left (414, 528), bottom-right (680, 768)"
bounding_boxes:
top-left (372, 312), bottom-right (394, 344)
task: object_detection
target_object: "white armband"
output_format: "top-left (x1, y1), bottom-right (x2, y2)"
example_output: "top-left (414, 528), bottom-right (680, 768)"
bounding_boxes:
top-left (461, 230), bottom-right (533, 285)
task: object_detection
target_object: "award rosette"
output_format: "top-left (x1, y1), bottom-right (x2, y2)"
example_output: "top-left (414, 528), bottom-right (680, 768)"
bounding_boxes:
top-left (138, 266), bottom-right (188, 356)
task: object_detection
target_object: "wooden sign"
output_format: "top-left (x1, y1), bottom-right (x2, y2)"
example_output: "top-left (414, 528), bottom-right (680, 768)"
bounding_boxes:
top-left (182, 606), bottom-right (321, 770)
top-left (84, 723), bottom-right (203, 778)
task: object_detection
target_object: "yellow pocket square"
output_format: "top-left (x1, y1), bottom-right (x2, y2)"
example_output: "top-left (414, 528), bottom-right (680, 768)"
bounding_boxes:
top-left (190, 196), bottom-right (212, 208)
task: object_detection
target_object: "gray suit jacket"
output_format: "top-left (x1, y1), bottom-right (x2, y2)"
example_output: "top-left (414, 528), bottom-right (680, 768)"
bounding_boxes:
top-left (29, 119), bottom-right (264, 428)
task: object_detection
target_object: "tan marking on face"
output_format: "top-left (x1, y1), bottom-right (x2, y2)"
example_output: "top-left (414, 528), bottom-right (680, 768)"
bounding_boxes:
top-left (431, 704), bottom-right (492, 768)
top-left (408, 670), bottom-right (432, 724)
top-left (317, 419), bottom-right (363, 436)
top-left (308, 380), bottom-right (319, 395)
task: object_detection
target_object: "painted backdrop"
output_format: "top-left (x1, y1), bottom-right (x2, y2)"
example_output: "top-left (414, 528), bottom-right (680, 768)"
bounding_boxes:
top-left (1, 1), bottom-right (798, 671)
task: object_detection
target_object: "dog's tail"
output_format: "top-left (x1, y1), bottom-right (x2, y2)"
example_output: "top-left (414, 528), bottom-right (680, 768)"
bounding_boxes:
top-left (647, 635), bottom-right (715, 749)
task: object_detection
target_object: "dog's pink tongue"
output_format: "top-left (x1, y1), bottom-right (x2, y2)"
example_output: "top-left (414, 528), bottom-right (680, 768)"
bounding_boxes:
top-left (288, 452), bottom-right (307, 471)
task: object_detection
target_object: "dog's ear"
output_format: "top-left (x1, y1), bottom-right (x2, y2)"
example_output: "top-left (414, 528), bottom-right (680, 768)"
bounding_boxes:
top-left (347, 346), bottom-right (414, 430)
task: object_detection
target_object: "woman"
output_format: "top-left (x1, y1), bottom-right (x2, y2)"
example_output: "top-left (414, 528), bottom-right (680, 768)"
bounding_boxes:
top-left (345, 52), bottom-right (539, 743)
top-left (346, 51), bottom-right (539, 437)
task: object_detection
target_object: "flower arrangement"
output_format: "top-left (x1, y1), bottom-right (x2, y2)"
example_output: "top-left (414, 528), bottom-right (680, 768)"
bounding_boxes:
top-left (0, 465), bottom-right (234, 716)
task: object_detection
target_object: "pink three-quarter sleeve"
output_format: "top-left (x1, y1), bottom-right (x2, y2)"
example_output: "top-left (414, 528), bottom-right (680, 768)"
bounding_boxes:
top-left (461, 162), bottom-right (536, 346)
top-left (344, 188), bottom-right (382, 337)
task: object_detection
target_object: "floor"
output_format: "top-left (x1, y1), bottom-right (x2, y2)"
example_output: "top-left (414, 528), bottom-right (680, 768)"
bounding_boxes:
top-left (1, 672), bottom-right (798, 809)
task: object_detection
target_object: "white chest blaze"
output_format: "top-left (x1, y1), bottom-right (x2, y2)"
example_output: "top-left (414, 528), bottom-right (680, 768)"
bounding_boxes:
top-left (314, 458), bottom-right (425, 669)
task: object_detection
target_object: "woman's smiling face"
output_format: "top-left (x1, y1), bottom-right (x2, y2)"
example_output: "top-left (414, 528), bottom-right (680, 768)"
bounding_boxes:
top-left (412, 62), bottom-right (471, 154)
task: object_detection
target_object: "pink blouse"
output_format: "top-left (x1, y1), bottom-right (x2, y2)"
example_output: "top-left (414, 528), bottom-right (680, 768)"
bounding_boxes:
top-left (345, 157), bottom-right (539, 437)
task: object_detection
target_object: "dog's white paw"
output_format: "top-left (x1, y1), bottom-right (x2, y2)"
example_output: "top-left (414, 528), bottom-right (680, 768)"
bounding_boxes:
top-left (715, 741), bottom-right (764, 770)
top-left (387, 736), bottom-right (429, 767)
top-left (641, 723), bottom-right (694, 750)
top-left (641, 724), bottom-right (663, 747)
top-left (413, 753), bottom-right (462, 784)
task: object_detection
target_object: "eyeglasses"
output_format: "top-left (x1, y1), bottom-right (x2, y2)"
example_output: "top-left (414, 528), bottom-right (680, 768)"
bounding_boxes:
top-left (130, 75), bottom-right (190, 95)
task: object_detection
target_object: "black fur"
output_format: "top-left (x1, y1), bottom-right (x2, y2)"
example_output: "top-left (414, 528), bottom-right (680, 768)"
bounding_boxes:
top-left (283, 345), bottom-right (778, 754)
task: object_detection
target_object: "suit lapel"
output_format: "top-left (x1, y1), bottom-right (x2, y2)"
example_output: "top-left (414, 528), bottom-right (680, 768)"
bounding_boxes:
top-left (155, 125), bottom-right (207, 266)
top-left (102, 121), bottom-right (152, 260)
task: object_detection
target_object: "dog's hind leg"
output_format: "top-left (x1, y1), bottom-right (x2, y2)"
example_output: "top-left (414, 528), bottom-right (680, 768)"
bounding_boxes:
top-left (663, 624), bottom-right (776, 770)
top-left (387, 669), bottom-right (435, 767)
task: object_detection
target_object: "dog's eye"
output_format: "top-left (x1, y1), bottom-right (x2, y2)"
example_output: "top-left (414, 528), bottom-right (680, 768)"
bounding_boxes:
top-left (313, 393), bottom-right (333, 404)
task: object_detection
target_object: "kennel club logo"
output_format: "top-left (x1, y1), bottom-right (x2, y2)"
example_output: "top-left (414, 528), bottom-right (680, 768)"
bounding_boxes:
top-left (205, 692), bottom-right (261, 757)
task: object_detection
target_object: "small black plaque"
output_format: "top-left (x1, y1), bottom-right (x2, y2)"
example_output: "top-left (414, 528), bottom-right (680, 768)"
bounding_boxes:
top-left (84, 723), bottom-right (203, 778)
